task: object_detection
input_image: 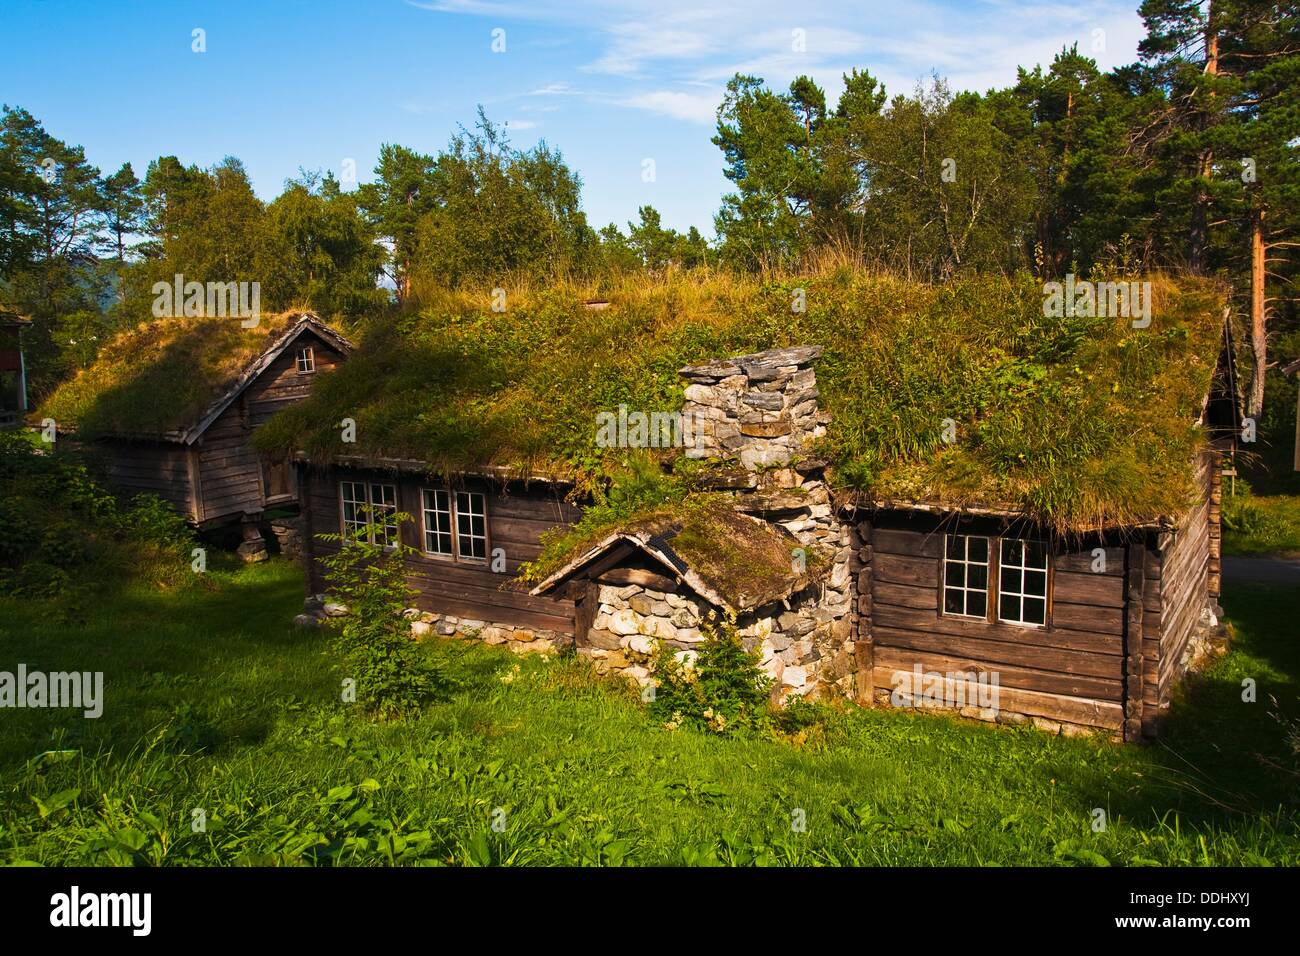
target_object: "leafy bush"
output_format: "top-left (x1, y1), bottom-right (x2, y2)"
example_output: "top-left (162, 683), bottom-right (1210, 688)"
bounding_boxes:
top-left (120, 493), bottom-right (197, 553)
top-left (649, 611), bottom-right (773, 736)
top-left (318, 513), bottom-right (446, 719)
top-left (0, 432), bottom-right (197, 600)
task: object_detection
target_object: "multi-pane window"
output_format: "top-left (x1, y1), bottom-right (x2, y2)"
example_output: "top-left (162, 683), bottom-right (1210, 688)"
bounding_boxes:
top-left (943, 533), bottom-right (1050, 627)
top-left (456, 491), bottom-right (487, 560)
top-left (420, 488), bottom-right (488, 562)
top-left (421, 489), bottom-right (453, 556)
top-left (998, 539), bottom-right (1049, 627)
top-left (297, 346), bottom-right (315, 373)
top-left (339, 480), bottom-right (397, 546)
top-left (944, 535), bottom-right (989, 618)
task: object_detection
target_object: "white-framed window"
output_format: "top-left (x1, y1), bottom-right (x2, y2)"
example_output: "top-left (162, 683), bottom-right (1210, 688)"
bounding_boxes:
top-left (943, 533), bottom-right (1050, 627)
top-left (421, 489), bottom-right (453, 556)
top-left (420, 487), bottom-right (488, 562)
top-left (297, 346), bottom-right (316, 373)
top-left (339, 480), bottom-right (397, 547)
top-left (456, 491), bottom-right (487, 560)
top-left (944, 534), bottom-right (989, 619)
top-left (998, 539), bottom-right (1049, 627)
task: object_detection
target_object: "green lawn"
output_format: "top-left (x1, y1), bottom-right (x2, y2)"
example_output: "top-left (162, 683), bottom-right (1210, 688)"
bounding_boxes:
top-left (1222, 494), bottom-right (1300, 556)
top-left (0, 559), bottom-right (1296, 866)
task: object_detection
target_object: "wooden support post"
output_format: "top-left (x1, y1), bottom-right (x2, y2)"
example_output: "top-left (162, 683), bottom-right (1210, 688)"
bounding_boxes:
top-left (854, 519), bottom-right (874, 705)
top-left (1123, 543), bottom-right (1146, 742)
top-left (1208, 453), bottom-right (1222, 600)
top-left (298, 464), bottom-right (321, 595)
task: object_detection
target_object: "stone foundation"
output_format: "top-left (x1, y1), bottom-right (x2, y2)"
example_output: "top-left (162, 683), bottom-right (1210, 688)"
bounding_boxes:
top-left (402, 608), bottom-right (567, 654)
top-left (870, 687), bottom-right (1118, 740)
top-left (294, 593), bottom-right (568, 655)
top-left (270, 517), bottom-right (304, 560)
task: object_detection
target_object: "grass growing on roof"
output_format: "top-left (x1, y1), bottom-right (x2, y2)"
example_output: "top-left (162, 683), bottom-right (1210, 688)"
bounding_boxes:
top-left (256, 271), bottom-right (1228, 529)
top-left (39, 311), bottom-right (308, 438)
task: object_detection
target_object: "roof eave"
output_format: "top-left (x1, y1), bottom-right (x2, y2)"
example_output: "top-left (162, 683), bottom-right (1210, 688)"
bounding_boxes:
top-left (291, 450), bottom-right (576, 487)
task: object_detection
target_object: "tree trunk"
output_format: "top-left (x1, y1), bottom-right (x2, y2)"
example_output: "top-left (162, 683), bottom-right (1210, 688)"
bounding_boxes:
top-left (1190, 28), bottom-right (1219, 274)
top-left (1249, 207), bottom-right (1267, 418)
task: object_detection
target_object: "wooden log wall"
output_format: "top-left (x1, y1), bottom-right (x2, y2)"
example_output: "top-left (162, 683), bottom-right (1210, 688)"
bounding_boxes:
top-left (301, 465), bottom-right (581, 634)
top-left (1123, 544), bottom-right (1145, 741)
top-left (864, 512), bottom-right (1126, 732)
top-left (98, 440), bottom-right (196, 518)
top-left (1207, 451), bottom-right (1223, 600)
top-left (244, 330), bottom-right (344, 428)
top-left (1145, 450), bottom-right (1214, 729)
top-left (196, 401), bottom-right (263, 521)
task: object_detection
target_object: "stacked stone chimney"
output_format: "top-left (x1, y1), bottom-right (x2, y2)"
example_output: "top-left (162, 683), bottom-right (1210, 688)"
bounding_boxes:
top-left (680, 345), bottom-right (826, 470)
top-left (677, 345), bottom-right (858, 700)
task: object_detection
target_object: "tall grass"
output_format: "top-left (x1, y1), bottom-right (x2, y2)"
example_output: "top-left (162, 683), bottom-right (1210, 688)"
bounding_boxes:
top-left (257, 270), bottom-right (1226, 531)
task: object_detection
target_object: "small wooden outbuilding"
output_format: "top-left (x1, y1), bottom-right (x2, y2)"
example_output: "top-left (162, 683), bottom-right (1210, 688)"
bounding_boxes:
top-left (0, 311), bottom-right (30, 429)
top-left (39, 312), bottom-right (350, 528)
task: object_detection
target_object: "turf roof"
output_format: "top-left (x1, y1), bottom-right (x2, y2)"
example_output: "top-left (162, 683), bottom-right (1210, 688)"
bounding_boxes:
top-left (39, 312), bottom-right (333, 441)
top-left (532, 499), bottom-right (820, 613)
top-left (255, 271), bottom-right (1231, 530)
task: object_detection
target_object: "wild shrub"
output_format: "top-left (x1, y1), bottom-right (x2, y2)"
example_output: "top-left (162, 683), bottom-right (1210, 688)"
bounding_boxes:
top-left (120, 493), bottom-right (197, 553)
top-left (317, 512), bottom-right (446, 720)
top-left (0, 433), bottom-right (194, 598)
top-left (649, 611), bottom-right (773, 736)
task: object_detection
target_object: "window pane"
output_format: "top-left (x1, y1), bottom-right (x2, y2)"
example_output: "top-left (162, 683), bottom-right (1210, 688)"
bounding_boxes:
top-left (944, 534), bottom-right (991, 620)
top-left (1024, 570), bottom-right (1047, 598)
top-left (1023, 598), bottom-right (1046, 625)
top-left (1000, 593), bottom-right (1017, 622)
top-left (341, 481), bottom-right (366, 540)
top-left (371, 483), bottom-right (397, 546)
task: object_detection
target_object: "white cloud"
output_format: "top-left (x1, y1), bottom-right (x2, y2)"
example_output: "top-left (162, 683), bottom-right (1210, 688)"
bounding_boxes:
top-left (504, 119), bottom-right (540, 130)
top-left (528, 82), bottom-right (580, 96)
top-left (419, 0), bottom-right (1147, 123)
top-left (620, 90), bottom-right (719, 124)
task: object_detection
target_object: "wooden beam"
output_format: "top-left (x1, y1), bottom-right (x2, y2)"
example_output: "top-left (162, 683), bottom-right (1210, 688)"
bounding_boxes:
top-left (1123, 543), bottom-right (1147, 742)
top-left (855, 518), bottom-right (874, 704)
top-left (596, 566), bottom-right (678, 591)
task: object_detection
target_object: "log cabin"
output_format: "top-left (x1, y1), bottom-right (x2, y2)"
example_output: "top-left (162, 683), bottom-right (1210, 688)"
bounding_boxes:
top-left (0, 311), bottom-right (30, 430)
top-left (38, 312), bottom-right (351, 542)
top-left (267, 274), bottom-right (1237, 740)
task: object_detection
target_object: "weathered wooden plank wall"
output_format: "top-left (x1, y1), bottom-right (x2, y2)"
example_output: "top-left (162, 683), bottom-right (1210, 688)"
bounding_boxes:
top-left (301, 465), bottom-right (580, 633)
top-left (864, 512), bottom-right (1126, 731)
top-left (196, 330), bottom-right (346, 522)
top-left (1149, 450), bottom-right (1215, 718)
top-left (98, 441), bottom-right (195, 517)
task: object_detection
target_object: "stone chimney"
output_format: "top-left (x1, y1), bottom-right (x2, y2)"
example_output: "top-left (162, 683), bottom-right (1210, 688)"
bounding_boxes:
top-left (678, 344), bottom-right (857, 702)
top-left (679, 345), bottom-right (825, 471)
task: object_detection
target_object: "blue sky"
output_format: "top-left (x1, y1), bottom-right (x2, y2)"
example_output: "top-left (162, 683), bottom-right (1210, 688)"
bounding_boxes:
top-left (1, 0), bottom-right (1146, 238)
